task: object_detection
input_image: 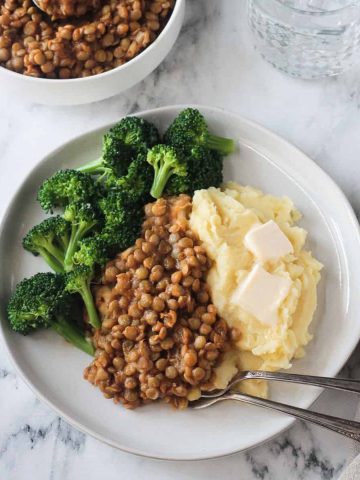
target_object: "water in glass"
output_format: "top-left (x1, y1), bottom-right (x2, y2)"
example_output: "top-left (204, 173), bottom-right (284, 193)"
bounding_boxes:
top-left (248, 0), bottom-right (360, 78)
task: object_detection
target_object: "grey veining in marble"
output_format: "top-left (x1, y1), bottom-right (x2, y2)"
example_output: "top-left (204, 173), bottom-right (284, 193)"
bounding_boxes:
top-left (1, 1), bottom-right (360, 479)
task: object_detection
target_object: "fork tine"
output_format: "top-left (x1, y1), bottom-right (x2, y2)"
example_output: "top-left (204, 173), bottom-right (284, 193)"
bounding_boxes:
top-left (189, 396), bottom-right (224, 409)
top-left (199, 388), bottom-right (227, 398)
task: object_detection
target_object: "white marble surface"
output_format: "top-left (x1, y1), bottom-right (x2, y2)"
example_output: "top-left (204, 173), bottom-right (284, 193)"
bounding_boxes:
top-left (1, 0), bottom-right (360, 478)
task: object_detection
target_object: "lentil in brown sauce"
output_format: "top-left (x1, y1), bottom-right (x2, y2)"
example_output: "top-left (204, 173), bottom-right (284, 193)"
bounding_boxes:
top-left (84, 195), bottom-right (231, 409)
top-left (0, 0), bottom-right (174, 78)
top-left (37, 0), bottom-right (102, 20)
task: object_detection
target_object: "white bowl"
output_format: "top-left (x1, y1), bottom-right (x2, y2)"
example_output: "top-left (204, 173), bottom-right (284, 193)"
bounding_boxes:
top-left (1, 105), bottom-right (360, 460)
top-left (0, 0), bottom-right (185, 106)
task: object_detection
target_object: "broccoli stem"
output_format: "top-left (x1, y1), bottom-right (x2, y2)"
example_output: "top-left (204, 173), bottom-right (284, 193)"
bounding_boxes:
top-left (51, 317), bottom-right (94, 355)
top-left (205, 134), bottom-right (235, 156)
top-left (37, 247), bottom-right (64, 273)
top-left (43, 242), bottom-right (65, 266)
top-left (78, 280), bottom-right (101, 329)
top-left (150, 164), bottom-right (175, 199)
top-left (57, 234), bottom-right (69, 252)
top-left (64, 222), bottom-right (96, 271)
top-left (64, 225), bottom-right (82, 270)
top-left (77, 157), bottom-right (105, 175)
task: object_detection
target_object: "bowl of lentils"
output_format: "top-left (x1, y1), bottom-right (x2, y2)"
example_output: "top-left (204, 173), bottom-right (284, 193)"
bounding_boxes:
top-left (0, 0), bottom-right (184, 104)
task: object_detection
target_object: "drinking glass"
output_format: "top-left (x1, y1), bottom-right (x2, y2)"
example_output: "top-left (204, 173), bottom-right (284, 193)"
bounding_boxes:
top-left (248, 0), bottom-right (360, 78)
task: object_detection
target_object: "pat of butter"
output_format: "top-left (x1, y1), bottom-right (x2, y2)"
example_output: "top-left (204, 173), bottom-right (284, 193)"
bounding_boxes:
top-left (244, 220), bottom-right (294, 263)
top-left (232, 264), bottom-right (292, 326)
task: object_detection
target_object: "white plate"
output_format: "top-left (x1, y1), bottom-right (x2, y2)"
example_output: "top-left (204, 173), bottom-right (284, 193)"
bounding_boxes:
top-left (1, 106), bottom-right (360, 461)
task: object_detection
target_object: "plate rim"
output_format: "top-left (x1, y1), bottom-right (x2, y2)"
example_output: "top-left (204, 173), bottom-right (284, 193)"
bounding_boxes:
top-left (1, 104), bottom-right (359, 461)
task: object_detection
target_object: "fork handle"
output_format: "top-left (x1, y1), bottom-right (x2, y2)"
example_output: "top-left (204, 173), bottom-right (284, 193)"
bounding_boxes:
top-left (240, 371), bottom-right (360, 394)
top-left (225, 392), bottom-right (360, 441)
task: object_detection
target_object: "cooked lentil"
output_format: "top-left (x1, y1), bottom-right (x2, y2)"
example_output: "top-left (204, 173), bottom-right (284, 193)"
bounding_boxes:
top-left (84, 195), bottom-right (231, 409)
top-left (0, 0), bottom-right (174, 78)
top-left (37, 0), bottom-right (101, 20)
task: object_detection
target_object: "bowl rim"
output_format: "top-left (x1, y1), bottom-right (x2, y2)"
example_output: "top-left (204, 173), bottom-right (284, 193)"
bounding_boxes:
top-left (1, 104), bottom-right (360, 461)
top-left (0, 0), bottom-right (184, 84)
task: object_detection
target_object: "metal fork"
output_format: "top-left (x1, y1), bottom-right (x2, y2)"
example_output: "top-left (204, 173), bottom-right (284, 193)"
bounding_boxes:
top-left (201, 370), bottom-right (360, 398)
top-left (190, 371), bottom-right (360, 441)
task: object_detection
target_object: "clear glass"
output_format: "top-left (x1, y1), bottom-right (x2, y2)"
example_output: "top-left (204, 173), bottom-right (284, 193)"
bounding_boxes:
top-left (248, 0), bottom-right (360, 78)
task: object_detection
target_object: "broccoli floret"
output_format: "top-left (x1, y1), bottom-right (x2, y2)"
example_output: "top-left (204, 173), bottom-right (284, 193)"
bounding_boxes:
top-left (37, 169), bottom-right (97, 213)
top-left (64, 265), bottom-right (100, 329)
top-left (63, 202), bottom-right (100, 271)
top-left (7, 272), bottom-right (94, 355)
top-left (105, 154), bottom-right (153, 204)
top-left (147, 144), bottom-right (188, 199)
top-left (77, 117), bottom-right (160, 178)
top-left (100, 189), bottom-right (142, 232)
top-left (73, 237), bottom-right (109, 267)
top-left (101, 225), bottom-right (139, 257)
top-left (166, 146), bottom-right (223, 196)
top-left (164, 108), bottom-right (235, 156)
top-left (22, 216), bottom-right (70, 273)
top-left (99, 190), bottom-right (144, 252)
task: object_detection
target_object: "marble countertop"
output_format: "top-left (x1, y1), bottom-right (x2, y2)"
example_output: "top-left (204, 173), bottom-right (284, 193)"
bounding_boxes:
top-left (1, 1), bottom-right (360, 478)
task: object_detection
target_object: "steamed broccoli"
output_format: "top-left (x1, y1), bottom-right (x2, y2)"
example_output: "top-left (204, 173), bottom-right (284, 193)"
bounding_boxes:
top-left (164, 108), bottom-right (235, 156)
top-left (99, 189), bottom-right (144, 253)
top-left (7, 272), bottom-right (94, 355)
top-left (22, 216), bottom-right (70, 273)
top-left (104, 153), bottom-right (153, 204)
top-left (101, 227), bottom-right (138, 258)
top-left (165, 146), bottom-right (223, 196)
top-left (77, 117), bottom-right (160, 178)
top-left (147, 144), bottom-right (187, 199)
top-left (73, 237), bottom-right (109, 267)
top-left (64, 265), bottom-right (100, 329)
top-left (37, 169), bottom-right (97, 213)
top-left (63, 202), bottom-right (100, 271)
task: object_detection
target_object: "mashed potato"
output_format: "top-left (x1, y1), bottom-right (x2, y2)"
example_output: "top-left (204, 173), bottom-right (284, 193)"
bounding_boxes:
top-left (189, 183), bottom-right (322, 397)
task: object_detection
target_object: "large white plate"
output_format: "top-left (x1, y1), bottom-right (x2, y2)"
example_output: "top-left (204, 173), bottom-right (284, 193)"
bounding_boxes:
top-left (1, 106), bottom-right (359, 461)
